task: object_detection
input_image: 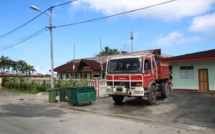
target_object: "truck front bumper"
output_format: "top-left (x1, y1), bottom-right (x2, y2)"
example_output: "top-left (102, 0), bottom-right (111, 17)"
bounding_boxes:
top-left (106, 86), bottom-right (145, 96)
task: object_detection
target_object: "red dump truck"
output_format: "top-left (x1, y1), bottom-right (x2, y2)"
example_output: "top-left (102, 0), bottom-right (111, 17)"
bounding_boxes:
top-left (106, 54), bottom-right (172, 105)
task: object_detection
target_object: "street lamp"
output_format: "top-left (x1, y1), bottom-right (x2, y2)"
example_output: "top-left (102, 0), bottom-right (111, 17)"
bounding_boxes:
top-left (30, 5), bottom-right (55, 88)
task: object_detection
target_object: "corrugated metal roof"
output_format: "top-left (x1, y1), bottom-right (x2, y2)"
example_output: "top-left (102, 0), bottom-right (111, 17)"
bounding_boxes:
top-left (54, 49), bottom-right (171, 72)
top-left (164, 49), bottom-right (215, 62)
top-left (80, 59), bottom-right (101, 70)
top-left (54, 60), bottom-right (80, 72)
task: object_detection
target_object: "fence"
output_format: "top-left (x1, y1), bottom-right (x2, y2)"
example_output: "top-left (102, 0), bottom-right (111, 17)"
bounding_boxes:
top-left (87, 79), bottom-right (107, 87)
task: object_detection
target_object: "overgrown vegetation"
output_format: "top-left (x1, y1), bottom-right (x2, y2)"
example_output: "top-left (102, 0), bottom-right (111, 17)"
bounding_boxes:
top-left (2, 77), bottom-right (90, 94)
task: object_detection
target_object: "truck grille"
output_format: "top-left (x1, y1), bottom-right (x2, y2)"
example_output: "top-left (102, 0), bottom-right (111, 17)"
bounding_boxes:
top-left (109, 82), bottom-right (140, 88)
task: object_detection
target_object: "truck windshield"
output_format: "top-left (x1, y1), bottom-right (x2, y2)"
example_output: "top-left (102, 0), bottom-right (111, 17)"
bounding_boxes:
top-left (107, 58), bottom-right (142, 74)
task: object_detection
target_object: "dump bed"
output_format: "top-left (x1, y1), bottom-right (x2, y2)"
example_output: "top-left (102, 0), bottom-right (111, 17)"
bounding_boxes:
top-left (157, 62), bottom-right (169, 80)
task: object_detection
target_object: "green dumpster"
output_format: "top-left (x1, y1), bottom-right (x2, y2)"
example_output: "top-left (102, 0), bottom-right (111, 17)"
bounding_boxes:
top-left (67, 86), bottom-right (96, 105)
top-left (48, 88), bottom-right (58, 103)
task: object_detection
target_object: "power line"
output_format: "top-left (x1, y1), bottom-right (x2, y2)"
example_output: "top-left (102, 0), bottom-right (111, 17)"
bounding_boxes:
top-left (0, 9), bottom-right (48, 40)
top-left (0, 0), bottom-right (78, 40)
top-left (0, 0), bottom-right (79, 50)
top-left (0, 0), bottom-right (178, 51)
top-left (0, 27), bottom-right (48, 52)
top-left (56, 0), bottom-right (180, 28)
top-left (0, 27), bottom-right (47, 49)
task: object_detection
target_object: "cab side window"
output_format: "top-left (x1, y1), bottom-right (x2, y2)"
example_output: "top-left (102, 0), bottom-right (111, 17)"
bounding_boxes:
top-left (144, 60), bottom-right (150, 72)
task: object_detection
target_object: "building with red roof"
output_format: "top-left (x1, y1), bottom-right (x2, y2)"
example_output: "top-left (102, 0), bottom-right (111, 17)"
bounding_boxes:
top-left (54, 49), bottom-right (169, 80)
top-left (163, 49), bottom-right (215, 92)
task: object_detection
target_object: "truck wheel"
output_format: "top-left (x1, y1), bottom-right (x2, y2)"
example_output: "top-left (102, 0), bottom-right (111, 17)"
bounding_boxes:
top-left (112, 95), bottom-right (124, 103)
top-left (161, 82), bottom-right (170, 98)
top-left (147, 85), bottom-right (156, 105)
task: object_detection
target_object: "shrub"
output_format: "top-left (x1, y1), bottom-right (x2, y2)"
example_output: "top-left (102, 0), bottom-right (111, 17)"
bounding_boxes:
top-left (2, 77), bottom-right (93, 94)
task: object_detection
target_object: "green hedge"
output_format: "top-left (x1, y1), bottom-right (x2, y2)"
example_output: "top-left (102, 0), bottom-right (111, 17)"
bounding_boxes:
top-left (2, 77), bottom-right (89, 93)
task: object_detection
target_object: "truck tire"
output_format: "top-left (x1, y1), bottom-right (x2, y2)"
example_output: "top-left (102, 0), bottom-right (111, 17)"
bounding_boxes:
top-left (161, 82), bottom-right (170, 98)
top-left (147, 85), bottom-right (156, 105)
top-left (112, 95), bottom-right (124, 103)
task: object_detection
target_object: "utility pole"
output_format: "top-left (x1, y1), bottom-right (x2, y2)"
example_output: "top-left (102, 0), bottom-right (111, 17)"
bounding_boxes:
top-left (49, 7), bottom-right (54, 89)
top-left (30, 5), bottom-right (55, 88)
top-left (100, 38), bottom-right (102, 79)
top-left (30, 1), bottom-right (78, 88)
top-left (73, 44), bottom-right (75, 60)
top-left (130, 31), bottom-right (134, 52)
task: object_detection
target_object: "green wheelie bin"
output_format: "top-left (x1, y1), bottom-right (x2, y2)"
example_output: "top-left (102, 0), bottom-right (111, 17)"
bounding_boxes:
top-left (48, 88), bottom-right (58, 103)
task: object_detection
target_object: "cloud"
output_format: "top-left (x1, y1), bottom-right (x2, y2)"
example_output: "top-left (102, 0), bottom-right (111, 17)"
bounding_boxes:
top-left (189, 13), bottom-right (215, 35)
top-left (34, 66), bottom-right (47, 75)
top-left (72, 0), bottom-right (215, 21)
top-left (154, 31), bottom-right (201, 46)
top-left (155, 32), bottom-right (183, 46)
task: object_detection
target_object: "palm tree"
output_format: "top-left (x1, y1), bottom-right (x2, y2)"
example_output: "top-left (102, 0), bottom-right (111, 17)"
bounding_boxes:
top-left (96, 46), bottom-right (120, 56)
top-left (11, 60), bottom-right (18, 75)
top-left (5, 59), bottom-right (13, 73)
top-left (17, 60), bottom-right (27, 75)
top-left (26, 65), bottom-right (36, 76)
top-left (0, 56), bottom-right (10, 72)
top-left (0, 55), bottom-right (36, 76)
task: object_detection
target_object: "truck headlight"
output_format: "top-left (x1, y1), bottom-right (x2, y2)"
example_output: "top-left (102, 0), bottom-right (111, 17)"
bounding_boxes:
top-left (135, 82), bottom-right (142, 86)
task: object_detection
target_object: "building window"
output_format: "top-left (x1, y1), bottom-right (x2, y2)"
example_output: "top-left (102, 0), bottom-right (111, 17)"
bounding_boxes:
top-left (74, 73), bottom-right (78, 79)
top-left (66, 73), bottom-right (70, 79)
top-left (180, 66), bottom-right (194, 79)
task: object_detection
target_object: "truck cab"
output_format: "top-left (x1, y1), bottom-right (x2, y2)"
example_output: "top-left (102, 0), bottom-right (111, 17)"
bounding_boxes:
top-left (106, 55), bottom-right (170, 105)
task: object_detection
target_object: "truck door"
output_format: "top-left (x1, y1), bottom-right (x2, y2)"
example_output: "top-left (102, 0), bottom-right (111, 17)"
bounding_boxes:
top-left (143, 57), bottom-right (156, 89)
top-left (150, 56), bottom-right (157, 80)
top-left (143, 58), bottom-right (151, 88)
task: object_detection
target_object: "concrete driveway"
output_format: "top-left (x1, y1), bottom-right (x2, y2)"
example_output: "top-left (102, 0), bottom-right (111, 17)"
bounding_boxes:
top-left (56, 90), bottom-right (215, 130)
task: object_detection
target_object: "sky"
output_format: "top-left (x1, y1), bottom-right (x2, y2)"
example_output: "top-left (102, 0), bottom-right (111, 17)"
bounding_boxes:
top-left (0, 0), bottom-right (215, 74)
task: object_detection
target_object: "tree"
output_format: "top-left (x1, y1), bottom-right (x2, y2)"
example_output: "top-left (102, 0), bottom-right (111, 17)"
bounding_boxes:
top-left (6, 59), bottom-right (13, 73)
top-left (26, 65), bottom-right (36, 76)
top-left (17, 60), bottom-right (27, 75)
top-left (0, 56), bottom-right (10, 72)
top-left (96, 46), bottom-right (127, 57)
top-left (0, 55), bottom-right (36, 76)
top-left (121, 50), bottom-right (127, 54)
top-left (96, 46), bottom-right (120, 56)
top-left (11, 60), bottom-right (18, 75)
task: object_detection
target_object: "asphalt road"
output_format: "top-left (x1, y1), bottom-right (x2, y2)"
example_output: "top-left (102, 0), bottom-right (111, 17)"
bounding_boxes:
top-left (73, 91), bottom-right (215, 129)
top-left (0, 91), bottom-right (214, 134)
